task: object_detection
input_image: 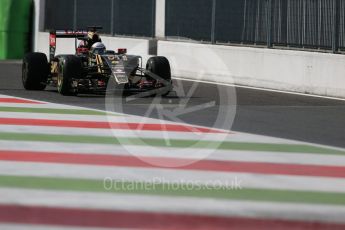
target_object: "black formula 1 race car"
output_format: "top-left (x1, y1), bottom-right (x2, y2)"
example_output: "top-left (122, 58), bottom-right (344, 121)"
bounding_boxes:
top-left (22, 27), bottom-right (173, 96)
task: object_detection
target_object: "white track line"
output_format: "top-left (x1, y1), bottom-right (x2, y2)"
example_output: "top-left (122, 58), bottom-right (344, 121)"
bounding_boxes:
top-left (0, 125), bottom-right (230, 141)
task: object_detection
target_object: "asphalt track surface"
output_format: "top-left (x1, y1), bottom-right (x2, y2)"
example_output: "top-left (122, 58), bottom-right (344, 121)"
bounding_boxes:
top-left (1, 61), bottom-right (345, 148)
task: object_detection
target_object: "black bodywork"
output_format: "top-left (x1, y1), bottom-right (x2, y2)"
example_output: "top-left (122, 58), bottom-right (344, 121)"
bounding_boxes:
top-left (22, 27), bottom-right (173, 96)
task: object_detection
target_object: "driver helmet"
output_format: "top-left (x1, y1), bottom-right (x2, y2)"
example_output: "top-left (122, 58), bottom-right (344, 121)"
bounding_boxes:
top-left (90, 42), bottom-right (106, 55)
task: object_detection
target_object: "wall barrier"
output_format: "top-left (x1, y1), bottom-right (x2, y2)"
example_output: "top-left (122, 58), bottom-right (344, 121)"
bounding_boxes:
top-left (158, 41), bottom-right (345, 98)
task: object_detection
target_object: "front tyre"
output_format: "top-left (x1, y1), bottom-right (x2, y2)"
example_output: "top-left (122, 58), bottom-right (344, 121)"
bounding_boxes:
top-left (22, 53), bottom-right (48, 90)
top-left (57, 55), bottom-right (82, 96)
top-left (145, 56), bottom-right (172, 97)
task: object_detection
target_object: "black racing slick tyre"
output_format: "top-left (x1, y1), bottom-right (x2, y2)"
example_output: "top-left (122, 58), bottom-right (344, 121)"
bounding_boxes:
top-left (57, 55), bottom-right (82, 96)
top-left (146, 56), bottom-right (172, 82)
top-left (22, 52), bottom-right (48, 90)
top-left (145, 56), bottom-right (172, 96)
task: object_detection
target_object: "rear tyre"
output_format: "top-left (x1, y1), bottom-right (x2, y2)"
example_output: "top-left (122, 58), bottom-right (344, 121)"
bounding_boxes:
top-left (145, 56), bottom-right (172, 97)
top-left (57, 55), bottom-right (82, 96)
top-left (22, 52), bottom-right (48, 90)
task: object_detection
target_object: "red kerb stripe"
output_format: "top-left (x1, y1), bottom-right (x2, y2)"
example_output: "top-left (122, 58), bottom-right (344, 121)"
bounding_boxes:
top-left (0, 98), bottom-right (43, 104)
top-left (0, 204), bottom-right (344, 230)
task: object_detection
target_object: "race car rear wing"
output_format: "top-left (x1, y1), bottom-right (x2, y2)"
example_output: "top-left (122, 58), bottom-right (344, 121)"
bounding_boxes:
top-left (55, 30), bottom-right (88, 38)
top-left (49, 30), bottom-right (88, 61)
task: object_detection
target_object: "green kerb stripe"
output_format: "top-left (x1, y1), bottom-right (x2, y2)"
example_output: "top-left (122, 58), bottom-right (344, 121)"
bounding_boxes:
top-left (0, 132), bottom-right (344, 155)
top-left (0, 175), bottom-right (344, 206)
top-left (0, 106), bottom-right (121, 116)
